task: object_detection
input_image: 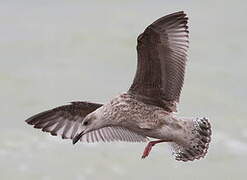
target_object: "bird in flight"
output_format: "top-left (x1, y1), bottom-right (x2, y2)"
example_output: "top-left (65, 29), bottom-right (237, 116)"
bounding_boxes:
top-left (26, 11), bottom-right (211, 162)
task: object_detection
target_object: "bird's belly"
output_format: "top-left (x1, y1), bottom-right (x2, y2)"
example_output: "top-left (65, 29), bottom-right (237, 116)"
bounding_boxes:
top-left (146, 129), bottom-right (174, 140)
top-left (127, 125), bottom-right (173, 140)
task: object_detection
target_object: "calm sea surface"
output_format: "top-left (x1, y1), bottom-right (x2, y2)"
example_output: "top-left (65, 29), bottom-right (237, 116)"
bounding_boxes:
top-left (1, 0), bottom-right (247, 179)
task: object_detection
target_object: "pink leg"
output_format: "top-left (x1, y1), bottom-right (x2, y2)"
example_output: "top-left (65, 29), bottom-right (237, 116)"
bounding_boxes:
top-left (141, 140), bottom-right (171, 159)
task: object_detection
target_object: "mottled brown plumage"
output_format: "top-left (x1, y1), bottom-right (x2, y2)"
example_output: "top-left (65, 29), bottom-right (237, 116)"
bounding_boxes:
top-left (25, 11), bottom-right (212, 162)
top-left (129, 11), bottom-right (189, 112)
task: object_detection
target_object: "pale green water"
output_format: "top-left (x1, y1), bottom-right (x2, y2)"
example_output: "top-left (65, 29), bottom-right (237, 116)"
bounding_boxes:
top-left (1, 0), bottom-right (247, 179)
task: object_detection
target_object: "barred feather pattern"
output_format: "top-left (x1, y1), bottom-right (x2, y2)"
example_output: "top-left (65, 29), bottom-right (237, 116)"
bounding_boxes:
top-left (160, 12), bottom-right (189, 101)
top-left (129, 11), bottom-right (189, 111)
top-left (80, 126), bottom-right (148, 143)
top-left (25, 101), bottom-right (148, 143)
top-left (25, 102), bottom-right (102, 139)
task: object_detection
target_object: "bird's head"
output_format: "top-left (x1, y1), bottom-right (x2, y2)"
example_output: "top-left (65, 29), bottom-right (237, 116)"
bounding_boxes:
top-left (82, 109), bottom-right (105, 134)
top-left (72, 107), bottom-right (106, 144)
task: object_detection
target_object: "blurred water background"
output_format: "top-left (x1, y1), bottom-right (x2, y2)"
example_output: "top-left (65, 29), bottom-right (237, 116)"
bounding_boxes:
top-left (1, 0), bottom-right (247, 179)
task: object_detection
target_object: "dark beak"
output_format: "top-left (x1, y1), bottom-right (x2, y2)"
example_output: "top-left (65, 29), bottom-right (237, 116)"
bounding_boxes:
top-left (72, 131), bottom-right (84, 145)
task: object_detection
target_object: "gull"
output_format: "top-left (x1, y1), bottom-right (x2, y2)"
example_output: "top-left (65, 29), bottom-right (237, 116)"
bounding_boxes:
top-left (25, 11), bottom-right (211, 161)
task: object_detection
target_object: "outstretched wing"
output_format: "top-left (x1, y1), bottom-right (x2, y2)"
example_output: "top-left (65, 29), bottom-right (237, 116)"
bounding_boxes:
top-left (25, 101), bottom-right (103, 139)
top-left (26, 101), bottom-right (147, 143)
top-left (128, 11), bottom-right (189, 112)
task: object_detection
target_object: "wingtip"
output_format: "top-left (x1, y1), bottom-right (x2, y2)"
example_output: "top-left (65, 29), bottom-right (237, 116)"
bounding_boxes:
top-left (171, 11), bottom-right (188, 20)
top-left (170, 11), bottom-right (186, 16)
top-left (25, 117), bottom-right (35, 125)
top-left (177, 11), bottom-right (186, 15)
top-left (25, 118), bottom-right (30, 124)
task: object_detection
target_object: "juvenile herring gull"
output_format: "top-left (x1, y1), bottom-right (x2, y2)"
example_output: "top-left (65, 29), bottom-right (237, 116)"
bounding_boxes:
top-left (25, 11), bottom-right (211, 161)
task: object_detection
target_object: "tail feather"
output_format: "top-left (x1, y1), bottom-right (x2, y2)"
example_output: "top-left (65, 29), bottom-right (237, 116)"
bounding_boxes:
top-left (170, 117), bottom-right (211, 162)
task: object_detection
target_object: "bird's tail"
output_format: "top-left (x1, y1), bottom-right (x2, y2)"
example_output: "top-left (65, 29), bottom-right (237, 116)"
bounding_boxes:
top-left (169, 117), bottom-right (212, 162)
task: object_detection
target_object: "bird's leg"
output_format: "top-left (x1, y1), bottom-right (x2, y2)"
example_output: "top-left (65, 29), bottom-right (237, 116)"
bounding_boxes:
top-left (141, 140), bottom-right (171, 159)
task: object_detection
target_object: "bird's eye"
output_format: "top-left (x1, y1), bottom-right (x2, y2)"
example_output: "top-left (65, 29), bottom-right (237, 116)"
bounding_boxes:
top-left (83, 121), bottom-right (89, 126)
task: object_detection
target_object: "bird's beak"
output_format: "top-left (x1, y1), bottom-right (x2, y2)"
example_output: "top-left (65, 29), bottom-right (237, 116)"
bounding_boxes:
top-left (72, 131), bottom-right (85, 145)
top-left (72, 127), bottom-right (92, 145)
